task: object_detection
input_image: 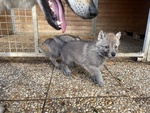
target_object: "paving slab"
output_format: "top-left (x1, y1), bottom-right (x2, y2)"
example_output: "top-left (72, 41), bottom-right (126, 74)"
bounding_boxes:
top-left (0, 58), bottom-right (53, 100)
top-left (105, 61), bottom-right (150, 98)
top-left (43, 97), bottom-right (149, 113)
top-left (0, 100), bottom-right (44, 113)
top-left (48, 66), bottom-right (128, 98)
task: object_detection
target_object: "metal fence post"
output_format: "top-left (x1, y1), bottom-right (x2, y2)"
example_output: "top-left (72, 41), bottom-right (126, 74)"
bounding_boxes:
top-left (32, 5), bottom-right (39, 53)
top-left (10, 9), bottom-right (16, 34)
top-left (91, 0), bottom-right (98, 36)
top-left (141, 8), bottom-right (150, 61)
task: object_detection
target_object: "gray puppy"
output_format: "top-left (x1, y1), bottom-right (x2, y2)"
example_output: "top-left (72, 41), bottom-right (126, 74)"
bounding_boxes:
top-left (42, 34), bottom-right (80, 68)
top-left (60, 30), bottom-right (121, 86)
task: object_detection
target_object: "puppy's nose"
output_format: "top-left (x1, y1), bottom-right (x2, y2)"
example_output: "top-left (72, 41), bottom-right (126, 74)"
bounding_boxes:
top-left (111, 52), bottom-right (116, 57)
top-left (89, 6), bottom-right (98, 18)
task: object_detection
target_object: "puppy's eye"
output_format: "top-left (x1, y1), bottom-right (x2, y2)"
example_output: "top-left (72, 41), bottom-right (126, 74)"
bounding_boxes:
top-left (115, 46), bottom-right (118, 49)
top-left (105, 46), bottom-right (109, 49)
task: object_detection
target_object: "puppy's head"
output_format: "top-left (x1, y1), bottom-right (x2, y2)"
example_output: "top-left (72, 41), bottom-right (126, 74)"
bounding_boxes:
top-left (96, 30), bottom-right (121, 58)
top-left (42, 38), bottom-right (53, 46)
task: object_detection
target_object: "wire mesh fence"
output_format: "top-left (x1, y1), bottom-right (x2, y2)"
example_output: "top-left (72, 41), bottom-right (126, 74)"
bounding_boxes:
top-left (0, 8), bottom-right (35, 53)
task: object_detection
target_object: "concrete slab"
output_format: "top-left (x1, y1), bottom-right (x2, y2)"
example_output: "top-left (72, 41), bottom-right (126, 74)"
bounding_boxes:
top-left (105, 61), bottom-right (150, 98)
top-left (1, 100), bottom-right (44, 113)
top-left (48, 66), bottom-right (128, 98)
top-left (43, 97), bottom-right (149, 113)
top-left (0, 58), bottom-right (52, 100)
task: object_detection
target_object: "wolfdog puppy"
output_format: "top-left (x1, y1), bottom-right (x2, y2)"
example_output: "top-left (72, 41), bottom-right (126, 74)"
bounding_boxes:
top-left (42, 34), bottom-right (81, 68)
top-left (60, 30), bottom-right (121, 86)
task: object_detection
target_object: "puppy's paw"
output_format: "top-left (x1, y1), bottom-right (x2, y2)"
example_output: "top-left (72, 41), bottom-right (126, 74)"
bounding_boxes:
top-left (63, 70), bottom-right (71, 76)
top-left (91, 76), bottom-right (104, 86)
top-left (55, 64), bottom-right (61, 69)
top-left (61, 68), bottom-right (71, 76)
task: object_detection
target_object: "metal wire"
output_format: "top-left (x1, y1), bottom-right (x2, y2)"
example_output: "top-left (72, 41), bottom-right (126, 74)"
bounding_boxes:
top-left (0, 8), bottom-right (36, 54)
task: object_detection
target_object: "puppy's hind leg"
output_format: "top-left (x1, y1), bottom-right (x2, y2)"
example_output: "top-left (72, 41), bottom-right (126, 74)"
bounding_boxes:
top-left (84, 65), bottom-right (104, 86)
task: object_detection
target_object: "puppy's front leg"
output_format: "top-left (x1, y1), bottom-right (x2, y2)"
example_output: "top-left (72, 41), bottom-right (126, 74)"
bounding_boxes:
top-left (49, 57), bottom-right (60, 69)
top-left (84, 65), bottom-right (104, 86)
top-left (60, 63), bottom-right (71, 76)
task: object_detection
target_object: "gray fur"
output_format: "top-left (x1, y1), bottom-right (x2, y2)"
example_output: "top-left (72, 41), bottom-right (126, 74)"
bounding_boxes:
top-left (0, 104), bottom-right (5, 113)
top-left (60, 30), bottom-right (121, 86)
top-left (0, 0), bottom-right (37, 11)
top-left (42, 34), bottom-right (81, 68)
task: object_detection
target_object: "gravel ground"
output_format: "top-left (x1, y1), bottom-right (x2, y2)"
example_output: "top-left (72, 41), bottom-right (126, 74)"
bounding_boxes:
top-left (0, 58), bottom-right (149, 113)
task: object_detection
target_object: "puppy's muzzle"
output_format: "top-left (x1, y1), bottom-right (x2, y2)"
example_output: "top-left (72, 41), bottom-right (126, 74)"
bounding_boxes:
top-left (111, 52), bottom-right (116, 57)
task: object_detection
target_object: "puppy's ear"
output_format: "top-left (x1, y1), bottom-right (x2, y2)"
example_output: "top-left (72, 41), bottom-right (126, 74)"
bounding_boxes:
top-left (116, 32), bottom-right (121, 40)
top-left (42, 38), bottom-right (50, 46)
top-left (98, 30), bottom-right (105, 40)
